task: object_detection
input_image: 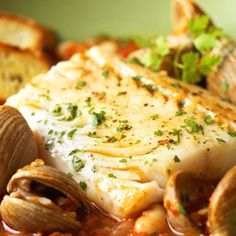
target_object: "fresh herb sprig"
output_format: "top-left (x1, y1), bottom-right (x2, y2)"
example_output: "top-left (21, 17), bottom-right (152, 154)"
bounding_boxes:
top-left (132, 36), bottom-right (170, 71)
top-left (132, 14), bottom-right (228, 85)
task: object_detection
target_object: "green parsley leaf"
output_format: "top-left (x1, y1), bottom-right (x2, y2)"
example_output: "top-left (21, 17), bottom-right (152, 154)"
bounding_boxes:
top-left (79, 181), bottom-right (87, 191)
top-left (188, 15), bottom-right (210, 37)
top-left (129, 57), bottom-right (140, 64)
top-left (216, 138), bottom-right (226, 143)
top-left (193, 33), bottom-right (219, 52)
top-left (66, 173), bottom-right (73, 178)
top-left (102, 70), bottom-right (110, 78)
top-left (204, 115), bottom-right (215, 125)
top-left (199, 54), bottom-right (222, 76)
top-left (119, 159), bottom-right (127, 163)
top-left (52, 104), bottom-right (62, 115)
top-left (88, 131), bottom-right (97, 137)
top-left (91, 111), bottom-right (106, 127)
top-left (181, 52), bottom-right (201, 83)
top-left (108, 173), bottom-right (116, 178)
top-left (222, 81), bottom-right (229, 93)
top-left (60, 104), bottom-right (78, 121)
top-left (48, 130), bottom-right (53, 135)
top-left (140, 52), bottom-right (162, 71)
top-left (68, 129), bottom-right (77, 139)
top-left (176, 110), bottom-right (187, 116)
top-left (72, 156), bottom-right (85, 172)
top-left (133, 36), bottom-right (153, 48)
top-left (169, 129), bottom-right (182, 144)
top-left (45, 142), bottom-right (54, 150)
top-left (174, 155), bottom-right (181, 163)
top-left (116, 123), bottom-right (132, 132)
top-left (171, 83), bottom-right (182, 88)
top-left (154, 130), bottom-right (164, 136)
top-left (69, 149), bottom-right (80, 156)
top-left (107, 136), bottom-right (118, 143)
top-left (151, 114), bottom-right (159, 120)
top-left (178, 204), bottom-right (187, 215)
top-left (76, 80), bottom-right (86, 89)
top-left (132, 75), bottom-right (142, 81)
top-left (228, 132), bottom-right (236, 137)
top-left (154, 36), bottom-right (170, 57)
top-left (184, 119), bottom-right (204, 134)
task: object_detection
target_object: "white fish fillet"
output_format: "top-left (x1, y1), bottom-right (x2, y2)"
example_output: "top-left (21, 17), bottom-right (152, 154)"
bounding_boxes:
top-left (6, 46), bottom-right (236, 218)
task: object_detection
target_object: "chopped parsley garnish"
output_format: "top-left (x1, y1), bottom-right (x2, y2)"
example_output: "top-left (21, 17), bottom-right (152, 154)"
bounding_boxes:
top-left (133, 36), bottom-right (170, 71)
top-left (131, 14), bottom-right (226, 84)
top-left (48, 130), bottom-right (53, 135)
top-left (91, 111), bottom-right (106, 127)
top-left (116, 121), bottom-right (132, 132)
top-left (59, 104), bottom-right (79, 121)
top-left (169, 129), bottom-right (181, 144)
top-left (188, 15), bottom-right (210, 37)
top-left (132, 75), bottom-right (142, 81)
top-left (184, 119), bottom-right (204, 134)
top-left (171, 83), bottom-right (182, 88)
top-left (108, 173), bottom-right (116, 178)
top-left (204, 115), bottom-right (214, 125)
top-left (88, 131), bottom-right (97, 137)
top-left (178, 204), bottom-right (187, 215)
top-left (119, 159), bottom-right (127, 163)
top-left (216, 138), bottom-right (226, 143)
top-left (151, 114), bottom-right (159, 120)
top-left (107, 136), bottom-right (118, 143)
top-left (52, 104), bottom-right (62, 115)
top-left (69, 149), bottom-right (80, 156)
top-left (176, 110), bottom-right (187, 116)
top-left (45, 142), bottom-right (54, 150)
top-left (228, 132), bottom-right (236, 137)
top-left (68, 129), bottom-right (77, 139)
top-left (85, 97), bottom-right (92, 108)
top-left (79, 181), bottom-right (87, 191)
top-left (142, 83), bottom-right (157, 92)
top-left (76, 80), bottom-right (86, 89)
top-left (193, 33), bottom-right (219, 52)
top-left (174, 155), bottom-right (181, 163)
top-left (102, 70), bottom-right (110, 78)
top-left (117, 91), bottom-right (127, 96)
top-left (67, 173), bottom-right (73, 178)
top-left (72, 156), bottom-right (85, 172)
top-left (154, 130), bottom-right (164, 136)
top-left (222, 81), bottom-right (229, 93)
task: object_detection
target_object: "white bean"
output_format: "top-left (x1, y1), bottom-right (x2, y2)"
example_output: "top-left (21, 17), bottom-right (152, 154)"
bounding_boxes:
top-left (134, 204), bottom-right (168, 234)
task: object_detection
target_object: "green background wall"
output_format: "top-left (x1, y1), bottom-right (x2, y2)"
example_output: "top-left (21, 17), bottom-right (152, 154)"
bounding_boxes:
top-left (0, 0), bottom-right (235, 41)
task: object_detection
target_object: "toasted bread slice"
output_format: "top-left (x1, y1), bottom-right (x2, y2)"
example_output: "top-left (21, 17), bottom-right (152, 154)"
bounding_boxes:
top-left (0, 12), bottom-right (56, 53)
top-left (0, 43), bottom-right (51, 103)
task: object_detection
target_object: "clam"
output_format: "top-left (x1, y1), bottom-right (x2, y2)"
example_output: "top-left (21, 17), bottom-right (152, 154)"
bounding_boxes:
top-left (207, 47), bottom-right (236, 104)
top-left (0, 159), bottom-right (90, 233)
top-left (208, 166), bottom-right (236, 236)
top-left (0, 105), bottom-right (38, 196)
top-left (164, 171), bottom-right (214, 235)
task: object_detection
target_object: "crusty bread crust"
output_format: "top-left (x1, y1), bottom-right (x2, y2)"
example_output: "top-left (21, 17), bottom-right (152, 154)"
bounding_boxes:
top-left (0, 42), bottom-right (54, 67)
top-left (0, 42), bottom-right (52, 103)
top-left (0, 12), bottom-right (56, 53)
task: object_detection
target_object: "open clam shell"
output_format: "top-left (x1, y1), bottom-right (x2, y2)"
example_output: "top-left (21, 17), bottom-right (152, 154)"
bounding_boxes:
top-left (1, 195), bottom-right (81, 232)
top-left (0, 160), bottom-right (87, 233)
top-left (207, 47), bottom-right (236, 104)
top-left (0, 106), bottom-right (38, 196)
top-left (164, 171), bottom-right (214, 235)
top-left (208, 166), bottom-right (236, 236)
